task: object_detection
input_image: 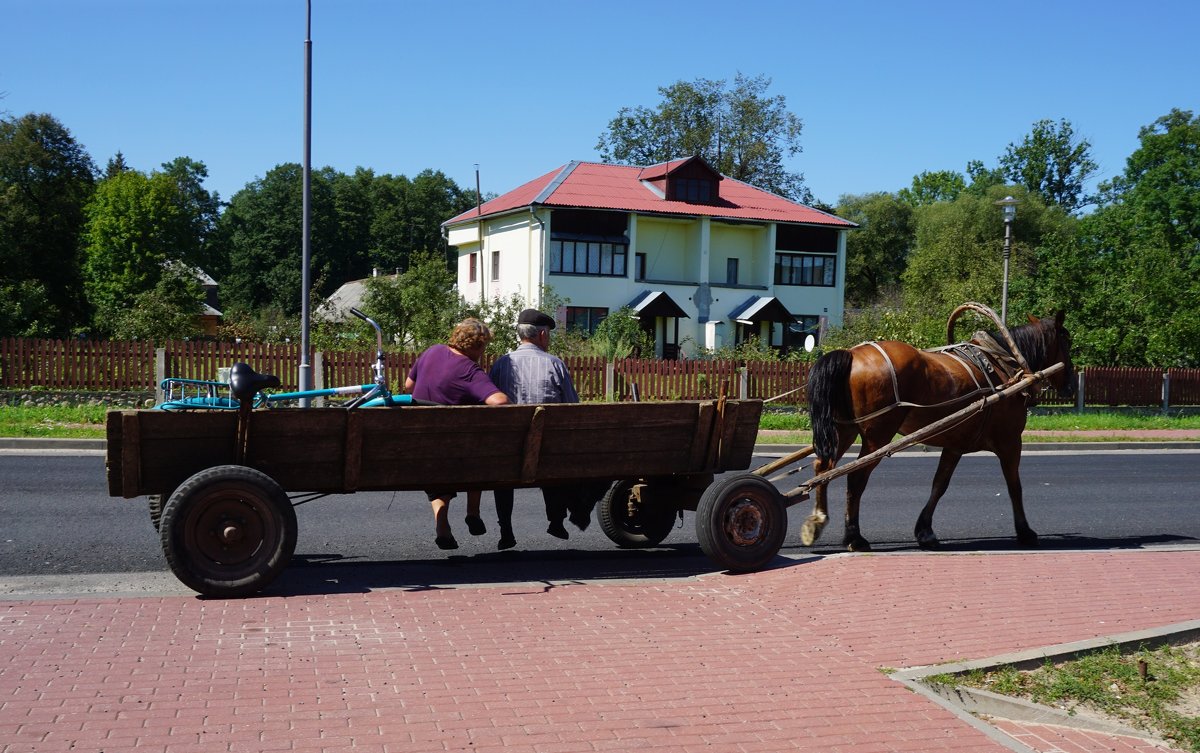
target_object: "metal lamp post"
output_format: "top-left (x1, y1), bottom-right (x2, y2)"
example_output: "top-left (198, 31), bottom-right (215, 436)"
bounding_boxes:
top-left (995, 196), bottom-right (1018, 324)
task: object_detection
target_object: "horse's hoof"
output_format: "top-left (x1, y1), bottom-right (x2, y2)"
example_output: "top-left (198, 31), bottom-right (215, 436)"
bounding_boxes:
top-left (1017, 530), bottom-right (1039, 548)
top-left (799, 515), bottom-right (827, 546)
top-left (917, 536), bottom-right (940, 551)
top-left (845, 537), bottom-right (872, 553)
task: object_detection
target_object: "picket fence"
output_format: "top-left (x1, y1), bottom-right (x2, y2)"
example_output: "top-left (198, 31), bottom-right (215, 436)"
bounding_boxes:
top-left (3, 337), bottom-right (1199, 409)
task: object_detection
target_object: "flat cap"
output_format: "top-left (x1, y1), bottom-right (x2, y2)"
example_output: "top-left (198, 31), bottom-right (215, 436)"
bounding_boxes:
top-left (517, 308), bottom-right (556, 329)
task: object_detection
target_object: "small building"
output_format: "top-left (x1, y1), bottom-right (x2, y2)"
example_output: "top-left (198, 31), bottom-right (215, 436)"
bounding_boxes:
top-left (443, 157), bottom-right (855, 357)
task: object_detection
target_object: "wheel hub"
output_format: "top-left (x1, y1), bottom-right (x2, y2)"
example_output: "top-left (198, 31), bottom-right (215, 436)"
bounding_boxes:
top-left (725, 499), bottom-right (764, 546)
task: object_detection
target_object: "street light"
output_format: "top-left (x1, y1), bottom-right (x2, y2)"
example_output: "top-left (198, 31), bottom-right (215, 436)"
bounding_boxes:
top-left (995, 195), bottom-right (1019, 324)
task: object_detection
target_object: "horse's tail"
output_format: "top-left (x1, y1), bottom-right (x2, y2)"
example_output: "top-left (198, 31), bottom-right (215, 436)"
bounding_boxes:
top-left (807, 349), bottom-right (855, 462)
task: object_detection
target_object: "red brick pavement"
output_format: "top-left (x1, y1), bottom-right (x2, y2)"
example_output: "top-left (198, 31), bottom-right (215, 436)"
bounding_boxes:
top-left (2, 551), bottom-right (1198, 753)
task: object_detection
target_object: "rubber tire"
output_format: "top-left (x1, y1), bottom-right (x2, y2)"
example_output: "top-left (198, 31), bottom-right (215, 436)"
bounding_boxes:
top-left (148, 494), bottom-right (165, 532)
top-left (597, 480), bottom-right (678, 548)
top-left (696, 473), bottom-right (787, 572)
top-left (160, 465), bottom-right (297, 598)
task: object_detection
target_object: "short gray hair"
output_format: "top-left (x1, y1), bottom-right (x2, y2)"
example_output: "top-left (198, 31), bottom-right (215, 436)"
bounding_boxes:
top-left (517, 323), bottom-right (548, 341)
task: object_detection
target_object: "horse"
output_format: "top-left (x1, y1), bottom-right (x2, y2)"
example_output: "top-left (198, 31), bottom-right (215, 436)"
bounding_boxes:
top-left (803, 311), bottom-right (1074, 552)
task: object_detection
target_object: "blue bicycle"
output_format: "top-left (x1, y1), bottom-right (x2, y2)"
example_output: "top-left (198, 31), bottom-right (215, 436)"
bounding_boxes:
top-left (157, 308), bottom-right (423, 411)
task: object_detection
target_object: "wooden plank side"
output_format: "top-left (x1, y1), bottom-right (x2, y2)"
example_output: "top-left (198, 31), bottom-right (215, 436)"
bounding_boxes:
top-left (687, 401), bottom-right (717, 472)
top-left (722, 399), bottom-right (763, 470)
top-left (520, 407), bottom-right (546, 483)
top-left (120, 413), bottom-right (142, 498)
top-left (105, 411), bottom-right (125, 497)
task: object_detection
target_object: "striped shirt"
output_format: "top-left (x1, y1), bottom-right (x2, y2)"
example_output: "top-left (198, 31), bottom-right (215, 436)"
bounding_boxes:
top-left (488, 343), bottom-right (578, 405)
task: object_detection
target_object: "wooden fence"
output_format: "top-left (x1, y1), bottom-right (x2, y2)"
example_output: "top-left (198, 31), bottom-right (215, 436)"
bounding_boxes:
top-left (3, 336), bottom-right (1198, 408)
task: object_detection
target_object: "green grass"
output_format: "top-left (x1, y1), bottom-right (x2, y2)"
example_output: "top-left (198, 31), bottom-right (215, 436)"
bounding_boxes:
top-left (937, 643), bottom-right (1200, 751)
top-left (0, 404), bottom-right (111, 439)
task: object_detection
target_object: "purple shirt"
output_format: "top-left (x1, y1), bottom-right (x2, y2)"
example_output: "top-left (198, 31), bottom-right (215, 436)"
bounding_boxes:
top-left (408, 344), bottom-right (501, 405)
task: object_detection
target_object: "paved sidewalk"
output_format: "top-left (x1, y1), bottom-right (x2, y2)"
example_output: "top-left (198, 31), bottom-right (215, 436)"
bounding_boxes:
top-left (2, 550), bottom-right (1198, 753)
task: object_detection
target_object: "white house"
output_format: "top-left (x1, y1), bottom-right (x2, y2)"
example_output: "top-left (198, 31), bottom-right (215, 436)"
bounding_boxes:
top-left (443, 157), bottom-right (856, 358)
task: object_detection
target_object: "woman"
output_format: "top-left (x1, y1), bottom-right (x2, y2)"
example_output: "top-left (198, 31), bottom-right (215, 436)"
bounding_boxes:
top-left (405, 318), bottom-right (508, 549)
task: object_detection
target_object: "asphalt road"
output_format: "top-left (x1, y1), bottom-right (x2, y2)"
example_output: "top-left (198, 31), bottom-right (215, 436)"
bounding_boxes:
top-left (1, 448), bottom-right (1197, 595)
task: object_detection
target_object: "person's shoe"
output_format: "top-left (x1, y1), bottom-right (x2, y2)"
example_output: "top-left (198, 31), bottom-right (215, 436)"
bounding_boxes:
top-left (546, 521), bottom-right (569, 540)
top-left (435, 534), bottom-right (459, 550)
top-left (465, 515), bottom-right (487, 536)
top-left (569, 510), bottom-right (591, 531)
top-left (497, 532), bottom-right (517, 550)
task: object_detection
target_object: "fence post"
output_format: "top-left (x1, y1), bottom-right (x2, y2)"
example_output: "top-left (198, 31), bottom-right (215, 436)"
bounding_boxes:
top-left (155, 348), bottom-right (166, 405)
top-left (739, 366), bottom-right (748, 400)
top-left (1076, 371), bottom-right (1085, 413)
top-left (313, 350), bottom-right (325, 407)
top-left (1162, 371), bottom-right (1170, 414)
top-left (605, 360), bottom-right (615, 402)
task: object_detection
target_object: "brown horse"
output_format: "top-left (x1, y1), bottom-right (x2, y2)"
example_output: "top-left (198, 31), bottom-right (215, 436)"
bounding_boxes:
top-left (803, 312), bottom-right (1074, 551)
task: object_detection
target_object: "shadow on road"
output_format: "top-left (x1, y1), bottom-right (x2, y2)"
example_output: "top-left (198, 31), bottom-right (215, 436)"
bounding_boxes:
top-left (259, 545), bottom-right (822, 598)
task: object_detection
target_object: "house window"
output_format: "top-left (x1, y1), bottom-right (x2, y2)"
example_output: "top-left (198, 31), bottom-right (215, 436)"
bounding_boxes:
top-left (774, 253), bottom-right (836, 287)
top-left (635, 253), bottom-right (646, 281)
top-left (491, 250), bottom-right (500, 281)
top-left (549, 241), bottom-right (627, 277)
top-left (726, 258), bottom-right (739, 285)
top-left (468, 253), bottom-right (477, 283)
top-left (671, 177), bottom-right (713, 203)
top-left (565, 306), bottom-right (608, 335)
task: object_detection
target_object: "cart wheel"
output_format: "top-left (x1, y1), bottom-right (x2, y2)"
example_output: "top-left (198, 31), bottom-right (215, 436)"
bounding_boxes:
top-left (160, 465), bottom-right (297, 598)
top-left (597, 480), bottom-right (678, 548)
top-left (696, 473), bottom-right (786, 572)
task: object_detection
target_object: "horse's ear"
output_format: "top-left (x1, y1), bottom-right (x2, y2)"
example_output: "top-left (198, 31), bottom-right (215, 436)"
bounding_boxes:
top-left (1027, 314), bottom-right (1040, 324)
top-left (1054, 310), bottom-right (1065, 326)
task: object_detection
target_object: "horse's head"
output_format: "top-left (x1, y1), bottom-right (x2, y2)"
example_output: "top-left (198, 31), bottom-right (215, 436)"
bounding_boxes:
top-left (1028, 311), bottom-right (1075, 399)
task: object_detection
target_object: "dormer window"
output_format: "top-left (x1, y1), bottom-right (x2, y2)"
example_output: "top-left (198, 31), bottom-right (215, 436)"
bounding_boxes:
top-left (670, 177), bottom-right (713, 203)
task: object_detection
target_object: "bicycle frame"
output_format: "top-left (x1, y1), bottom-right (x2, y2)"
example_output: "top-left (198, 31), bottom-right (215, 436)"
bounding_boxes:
top-left (156, 308), bottom-right (419, 410)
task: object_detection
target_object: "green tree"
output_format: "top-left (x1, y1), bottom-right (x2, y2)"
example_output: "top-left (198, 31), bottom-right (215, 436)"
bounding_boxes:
top-left (597, 73), bottom-right (810, 201)
top-left (999, 118), bottom-right (1097, 212)
top-left (901, 187), bottom-right (1073, 331)
top-left (1058, 109), bottom-right (1200, 366)
top-left (836, 192), bottom-right (914, 306)
top-left (361, 250), bottom-right (459, 350)
top-left (0, 113), bottom-right (95, 336)
top-left (81, 169), bottom-right (185, 334)
top-left (898, 170), bottom-right (966, 206)
top-left (160, 157), bottom-right (223, 274)
top-left (217, 163), bottom-right (339, 315)
top-left (110, 263), bottom-right (206, 341)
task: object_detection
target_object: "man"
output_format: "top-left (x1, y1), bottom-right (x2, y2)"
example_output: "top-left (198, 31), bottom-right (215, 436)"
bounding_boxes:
top-left (487, 308), bottom-right (586, 549)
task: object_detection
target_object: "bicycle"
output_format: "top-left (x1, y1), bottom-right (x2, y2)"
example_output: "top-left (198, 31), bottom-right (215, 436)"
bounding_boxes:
top-left (156, 308), bottom-right (424, 411)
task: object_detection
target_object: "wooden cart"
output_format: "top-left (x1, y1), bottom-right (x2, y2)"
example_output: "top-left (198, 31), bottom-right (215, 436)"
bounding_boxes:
top-left (106, 398), bottom-right (766, 597)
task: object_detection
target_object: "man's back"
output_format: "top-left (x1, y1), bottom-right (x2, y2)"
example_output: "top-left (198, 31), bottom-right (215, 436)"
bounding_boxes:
top-left (489, 343), bottom-right (578, 405)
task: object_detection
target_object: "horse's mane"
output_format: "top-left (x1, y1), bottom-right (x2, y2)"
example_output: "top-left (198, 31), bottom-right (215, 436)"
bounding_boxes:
top-left (987, 319), bottom-right (1051, 370)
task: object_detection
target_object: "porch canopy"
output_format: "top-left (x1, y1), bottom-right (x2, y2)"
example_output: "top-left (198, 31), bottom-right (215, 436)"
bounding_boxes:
top-left (627, 290), bottom-right (690, 319)
top-left (727, 295), bottom-right (795, 325)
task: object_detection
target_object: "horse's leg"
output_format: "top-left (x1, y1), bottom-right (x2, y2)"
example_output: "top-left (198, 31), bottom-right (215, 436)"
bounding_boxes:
top-left (842, 442), bottom-right (886, 552)
top-left (997, 444), bottom-right (1038, 547)
top-left (913, 448), bottom-right (963, 550)
top-left (801, 430), bottom-right (856, 546)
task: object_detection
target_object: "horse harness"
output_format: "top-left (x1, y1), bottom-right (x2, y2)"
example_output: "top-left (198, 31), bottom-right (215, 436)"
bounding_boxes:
top-left (846, 333), bottom-right (1026, 426)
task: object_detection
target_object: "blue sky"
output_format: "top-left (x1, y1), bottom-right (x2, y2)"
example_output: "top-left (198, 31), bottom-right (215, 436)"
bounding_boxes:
top-left (4, 0), bottom-right (1196, 208)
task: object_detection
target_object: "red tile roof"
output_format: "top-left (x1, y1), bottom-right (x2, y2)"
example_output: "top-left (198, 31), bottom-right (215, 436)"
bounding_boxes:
top-left (444, 160), bottom-right (854, 228)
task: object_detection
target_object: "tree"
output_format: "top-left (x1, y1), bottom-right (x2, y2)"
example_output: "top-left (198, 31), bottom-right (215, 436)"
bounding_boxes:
top-left (596, 73), bottom-right (810, 202)
top-left (361, 250), bottom-right (459, 350)
top-left (160, 157), bottom-right (223, 274)
top-left (901, 187), bottom-right (1072, 333)
top-left (0, 113), bottom-right (95, 335)
top-left (999, 119), bottom-right (1097, 213)
top-left (836, 192), bottom-right (914, 306)
top-left (1058, 109), bottom-right (1200, 366)
top-left (898, 170), bottom-right (966, 206)
top-left (110, 263), bottom-right (205, 341)
top-left (81, 169), bottom-right (185, 334)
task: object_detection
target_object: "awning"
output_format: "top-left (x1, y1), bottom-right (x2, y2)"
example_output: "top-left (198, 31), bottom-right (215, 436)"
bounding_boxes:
top-left (727, 296), bottom-right (795, 325)
top-left (627, 290), bottom-right (690, 319)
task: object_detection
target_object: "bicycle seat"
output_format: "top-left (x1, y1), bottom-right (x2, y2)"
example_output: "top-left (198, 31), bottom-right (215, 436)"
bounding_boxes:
top-left (229, 362), bottom-right (281, 403)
